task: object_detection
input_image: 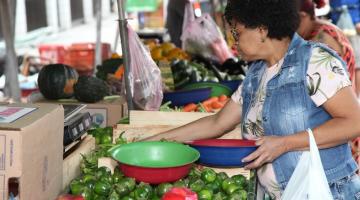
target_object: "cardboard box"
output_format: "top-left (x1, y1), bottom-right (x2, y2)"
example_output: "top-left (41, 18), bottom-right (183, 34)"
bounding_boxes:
top-left (0, 103), bottom-right (64, 200)
top-left (63, 135), bottom-right (95, 191)
top-left (35, 96), bottom-right (128, 128)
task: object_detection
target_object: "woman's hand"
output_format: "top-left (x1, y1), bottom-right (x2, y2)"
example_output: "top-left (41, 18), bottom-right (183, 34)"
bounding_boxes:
top-left (242, 136), bottom-right (288, 169)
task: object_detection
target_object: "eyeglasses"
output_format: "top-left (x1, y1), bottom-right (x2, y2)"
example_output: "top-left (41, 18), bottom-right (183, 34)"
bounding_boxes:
top-left (230, 23), bottom-right (240, 42)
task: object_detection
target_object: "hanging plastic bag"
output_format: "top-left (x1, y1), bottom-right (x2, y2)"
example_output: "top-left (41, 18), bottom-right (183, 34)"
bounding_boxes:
top-left (127, 26), bottom-right (163, 110)
top-left (281, 129), bottom-right (333, 200)
top-left (181, 2), bottom-right (233, 64)
top-left (336, 6), bottom-right (356, 36)
top-left (182, 0), bottom-right (195, 36)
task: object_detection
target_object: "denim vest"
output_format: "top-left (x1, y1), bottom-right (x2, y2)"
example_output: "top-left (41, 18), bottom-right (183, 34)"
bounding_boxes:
top-left (241, 33), bottom-right (358, 190)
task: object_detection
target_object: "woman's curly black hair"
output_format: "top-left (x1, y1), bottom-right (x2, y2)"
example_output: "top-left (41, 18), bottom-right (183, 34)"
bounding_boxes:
top-left (225, 0), bottom-right (300, 40)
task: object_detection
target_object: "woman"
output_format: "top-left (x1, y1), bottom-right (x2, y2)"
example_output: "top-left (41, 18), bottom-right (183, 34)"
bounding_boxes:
top-left (166, 0), bottom-right (186, 47)
top-left (297, 0), bottom-right (356, 83)
top-left (298, 0), bottom-right (360, 169)
top-left (147, 0), bottom-right (360, 199)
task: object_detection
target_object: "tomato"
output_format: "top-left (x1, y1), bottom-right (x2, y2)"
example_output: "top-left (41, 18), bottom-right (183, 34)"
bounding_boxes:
top-left (80, 188), bottom-right (94, 200)
top-left (120, 177), bottom-right (136, 191)
top-left (70, 179), bottom-right (85, 195)
top-left (104, 127), bottom-right (113, 135)
top-left (114, 183), bottom-right (130, 197)
top-left (92, 194), bottom-right (106, 200)
top-left (100, 134), bottom-right (113, 144)
top-left (237, 189), bottom-right (248, 200)
top-left (121, 196), bottom-right (135, 200)
top-left (134, 187), bottom-right (151, 199)
top-left (231, 174), bottom-right (247, 188)
top-left (188, 167), bottom-right (201, 178)
top-left (189, 179), bottom-right (205, 192)
top-left (82, 174), bottom-right (96, 183)
top-left (108, 190), bottom-right (121, 200)
top-left (139, 183), bottom-right (153, 196)
top-left (56, 194), bottom-right (85, 200)
top-left (151, 196), bottom-right (161, 200)
top-left (224, 183), bottom-right (240, 195)
top-left (205, 181), bottom-right (221, 194)
top-left (84, 180), bottom-right (96, 190)
top-left (129, 191), bottom-right (135, 198)
top-left (173, 180), bottom-right (186, 188)
top-left (100, 174), bottom-right (113, 184)
top-left (94, 135), bottom-right (101, 145)
top-left (113, 167), bottom-right (124, 183)
top-left (198, 189), bottom-right (213, 200)
top-left (227, 189), bottom-right (247, 200)
top-left (221, 178), bottom-right (235, 191)
top-left (95, 166), bottom-right (111, 179)
top-left (201, 168), bottom-right (217, 183)
top-left (113, 173), bottom-right (123, 184)
top-left (94, 181), bottom-right (111, 195)
top-left (212, 192), bottom-right (226, 200)
top-left (216, 172), bottom-right (229, 181)
top-left (156, 183), bottom-right (173, 197)
top-left (162, 187), bottom-right (197, 200)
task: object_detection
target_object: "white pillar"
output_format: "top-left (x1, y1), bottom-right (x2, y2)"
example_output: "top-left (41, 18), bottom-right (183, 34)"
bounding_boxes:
top-left (83, 0), bottom-right (94, 23)
top-left (58, 0), bottom-right (72, 30)
top-left (15, 0), bottom-right (27, 36)
top-left (45, 0), bottom-right (59, 32)
top-left (102, 0), bottom-right (111, 17)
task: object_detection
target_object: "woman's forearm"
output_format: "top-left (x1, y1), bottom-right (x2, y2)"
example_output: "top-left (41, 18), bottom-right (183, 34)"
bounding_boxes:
top-left (146, 115), bottom-right (228, 142)
top-left (145, 100), bottom-right (243, 142)
top-left (285, 87), bottom-right (360, 152)
top-left (285, 117), bottom-right (360, 152)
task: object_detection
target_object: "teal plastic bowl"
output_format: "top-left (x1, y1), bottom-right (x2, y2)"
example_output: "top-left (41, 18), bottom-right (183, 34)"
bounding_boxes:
top-left (183, 82), bottom-right (232, 97)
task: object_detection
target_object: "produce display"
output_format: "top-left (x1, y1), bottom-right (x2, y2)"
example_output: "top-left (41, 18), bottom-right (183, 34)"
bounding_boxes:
top-left (68, 165), bottom-right (253, 200)
top-left (160, 95), bottom-right (229, 113)
top-left (148, 41), bottom-right (190, 62)
top-left (59, 126), bottom-right (256, 200)
top-left (96, 57), bottom-right (123, 81)
top-left (96, 57), bottom-right (124, 95)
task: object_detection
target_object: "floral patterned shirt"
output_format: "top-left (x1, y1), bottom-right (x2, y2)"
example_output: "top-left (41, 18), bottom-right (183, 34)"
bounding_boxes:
top-left (231, 47), bottom-right (351, 199)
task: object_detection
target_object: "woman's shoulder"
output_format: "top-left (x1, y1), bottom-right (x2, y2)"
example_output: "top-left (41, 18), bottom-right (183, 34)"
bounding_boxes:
top-left (311, 22), bottom-right (345, 53)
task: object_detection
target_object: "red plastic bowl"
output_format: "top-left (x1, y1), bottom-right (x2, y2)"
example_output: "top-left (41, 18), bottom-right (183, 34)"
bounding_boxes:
top-left (119, 163), bottom-right (193, 184)
top-left (109, 141), bottom-right (200, 184)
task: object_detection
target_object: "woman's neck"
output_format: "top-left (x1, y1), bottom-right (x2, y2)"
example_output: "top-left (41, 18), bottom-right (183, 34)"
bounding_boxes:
top-left (264, 38), bottom-right (291, 66)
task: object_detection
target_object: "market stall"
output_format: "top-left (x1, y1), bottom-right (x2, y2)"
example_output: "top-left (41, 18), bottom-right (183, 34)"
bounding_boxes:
top-left (4, 0), bottom-right (360, 199)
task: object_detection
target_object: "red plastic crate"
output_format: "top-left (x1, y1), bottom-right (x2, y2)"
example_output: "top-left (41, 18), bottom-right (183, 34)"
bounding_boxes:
top-left (64, 43), bottom-right (111, 72)
top-left (21, 88), bottom-right (39, 98)
top-left (38, 44), bottom-right (67, 64)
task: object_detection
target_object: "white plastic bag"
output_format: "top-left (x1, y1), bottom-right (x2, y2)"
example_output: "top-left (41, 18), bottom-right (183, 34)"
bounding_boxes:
top-left (336, 6), bottom-right (356, 36)
top-left (181, 2), bottom-right (233, 64)
top-left (127, 25), bottom-right (163, 110)
top-left (281, 129), bottom-right (333, 200)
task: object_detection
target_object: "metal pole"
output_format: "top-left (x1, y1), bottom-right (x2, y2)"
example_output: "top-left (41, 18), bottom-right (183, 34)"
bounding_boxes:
top-left (209, 0), bottom-right (216, 19)
top-left (94, 0), bottom-right (102, 75)
top-left (219, 0), bottom-right (228, 43)
top-left (0, 0), bottom-right (21, 102)
top-left (116, 0), bottom-right (134, 110)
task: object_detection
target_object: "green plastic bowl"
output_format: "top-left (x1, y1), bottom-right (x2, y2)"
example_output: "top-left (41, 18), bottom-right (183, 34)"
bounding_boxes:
top-left (109, 141), bottom-right (200, 184)
top-left (182, 82), bottom-right (232, 97)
